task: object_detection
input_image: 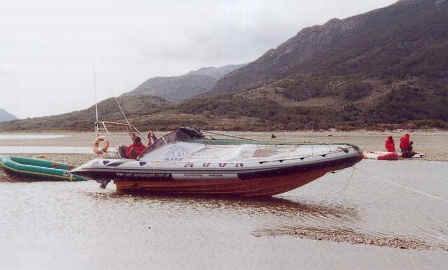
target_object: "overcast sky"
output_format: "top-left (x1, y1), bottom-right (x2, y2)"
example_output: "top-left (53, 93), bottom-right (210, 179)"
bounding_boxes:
top-left (1, 0), bottom-right (397, 118)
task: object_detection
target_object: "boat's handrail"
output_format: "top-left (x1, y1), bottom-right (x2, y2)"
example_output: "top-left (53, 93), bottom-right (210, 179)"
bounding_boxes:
top-left (190, 139), bottom-right (360, 148)
top-left (254, 146), bottom-right (357, 165)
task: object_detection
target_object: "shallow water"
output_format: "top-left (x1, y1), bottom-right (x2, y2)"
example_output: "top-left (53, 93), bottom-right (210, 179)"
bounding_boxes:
top-left (0, 146), bottom-right (117, 154)
top-left (0, 146), bottom-right (94, 154)
top-left (1, 160), bottom-right (448, 269)
top-left (0, 134), bottom-right (68, 140)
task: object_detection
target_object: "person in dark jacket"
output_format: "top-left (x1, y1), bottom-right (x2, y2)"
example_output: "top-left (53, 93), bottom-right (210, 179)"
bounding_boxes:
top-left (385, 136), bottom-right (396, 152)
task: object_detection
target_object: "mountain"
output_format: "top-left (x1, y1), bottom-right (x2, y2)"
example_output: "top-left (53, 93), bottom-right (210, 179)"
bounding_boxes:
top-left (180, 0), bottom-right (448, 129)
top-left (212, 0), bottom-right (448, 95)
top-left (0, 108), bottom-right (17, 122)
top-left (186, 65), bottom-right (245, 79)
top-left (125, 64), bottom-right (245, 101)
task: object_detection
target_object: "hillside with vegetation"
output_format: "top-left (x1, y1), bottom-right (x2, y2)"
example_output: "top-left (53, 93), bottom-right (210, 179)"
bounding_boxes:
top-left (212, 0), bottom-right (448, 94)
top-left (0, 96), bottom-right (172, 131)
top-left (191, 0), bottom-right (448, 129)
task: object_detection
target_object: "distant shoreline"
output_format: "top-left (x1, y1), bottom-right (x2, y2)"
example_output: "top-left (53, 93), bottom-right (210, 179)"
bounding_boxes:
top-left (0, 127), bottom-right (447, 134)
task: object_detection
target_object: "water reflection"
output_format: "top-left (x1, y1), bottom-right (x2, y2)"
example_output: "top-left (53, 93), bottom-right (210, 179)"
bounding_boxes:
top-left (86, 191), bottom-right (359, 221)
top-left (0, 171), bottom-right (71, 183)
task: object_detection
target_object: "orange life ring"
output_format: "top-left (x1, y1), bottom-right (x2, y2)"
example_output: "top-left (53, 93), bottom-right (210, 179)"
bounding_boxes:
top-left (93, 136), bottom-right (110, 155)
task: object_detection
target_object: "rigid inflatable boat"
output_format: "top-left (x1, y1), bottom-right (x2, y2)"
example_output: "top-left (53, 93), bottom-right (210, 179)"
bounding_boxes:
top-left (362, 150), bottom-right (424, 160)
top-left (0, 156), bottom-right (86, 181)
top-left (362, 151), bottom-right (400, 160)
top-left (72, 128), bottom-right (363, 197)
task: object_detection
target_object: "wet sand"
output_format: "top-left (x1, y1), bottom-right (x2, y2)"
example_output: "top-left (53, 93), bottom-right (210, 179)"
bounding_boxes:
top-left (254, 225), bottom-right (448, 252)
top-left (1, 160), bottom-right (448, 269)
top-left (1, 131), bottom-right (448, 269)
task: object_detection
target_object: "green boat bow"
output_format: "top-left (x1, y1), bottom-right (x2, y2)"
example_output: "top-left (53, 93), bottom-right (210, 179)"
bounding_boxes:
top-left (0, 156), bottom-right (86, 181)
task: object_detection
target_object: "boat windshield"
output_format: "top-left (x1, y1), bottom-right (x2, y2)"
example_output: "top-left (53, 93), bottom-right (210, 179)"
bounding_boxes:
top-left (140, 127), bottom-right (204, 157)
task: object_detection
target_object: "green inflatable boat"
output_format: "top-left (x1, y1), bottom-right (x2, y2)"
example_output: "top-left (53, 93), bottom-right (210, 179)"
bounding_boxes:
top-left (0, 156), bottom-right (86, 181)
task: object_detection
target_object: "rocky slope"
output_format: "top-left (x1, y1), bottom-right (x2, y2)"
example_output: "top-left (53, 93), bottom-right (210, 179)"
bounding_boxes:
top-left (125, 64), bottom-right (244, 101)
top-left (212, 0), bottom-right (448, 95)
top-left (183, 0), bottom-right (448, 129)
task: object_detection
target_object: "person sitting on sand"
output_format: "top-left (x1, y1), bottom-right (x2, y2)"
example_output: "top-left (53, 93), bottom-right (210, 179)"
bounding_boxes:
top-left (118, 133), bottom-right (147, 159)
top-left (385, 136), bottom-right (396, 152)
top-left (400, 133), bottom-right (415, 158)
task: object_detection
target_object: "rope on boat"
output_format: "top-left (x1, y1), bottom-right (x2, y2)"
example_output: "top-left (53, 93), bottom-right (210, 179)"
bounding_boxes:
top-left (92, 98), bottom-right (149, 153)
top-left (338, 166), bottom-right (357, 196)
top-left (201, 130), bottom-right (264, 142)
top-left (113, 97), bottom-right (147, 144)
top-left (114, 97), bottom-right (132, 129)
top-left (101, 121), bottom-right (120, 157)
top-left (90, 67), bottom-right (147, 154)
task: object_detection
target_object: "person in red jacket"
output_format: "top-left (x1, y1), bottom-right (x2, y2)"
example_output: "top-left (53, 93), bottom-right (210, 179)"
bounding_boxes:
top-left (118, 133), bottom-right (147, 159)
top-left (400, 133), bottom-right (414, 158)
top-left (385, 136), bottom-right (396, 152)
top-left (125, 136), bottom-right (147, 159)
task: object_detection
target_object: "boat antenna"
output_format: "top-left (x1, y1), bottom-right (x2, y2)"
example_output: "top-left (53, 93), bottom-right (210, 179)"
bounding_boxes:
top-left (93, 64), bottom-right (100, 137)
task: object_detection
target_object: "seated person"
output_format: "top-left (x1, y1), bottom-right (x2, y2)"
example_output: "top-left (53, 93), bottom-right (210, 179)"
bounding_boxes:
top-left (147, 131), bottom-right (157, 146)
top-left (385, 136), bottom-right (396, 152)
top-left (399, 133), bottom-right (415, 158)
top-left (118, 133), bottom-right (147, 159)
